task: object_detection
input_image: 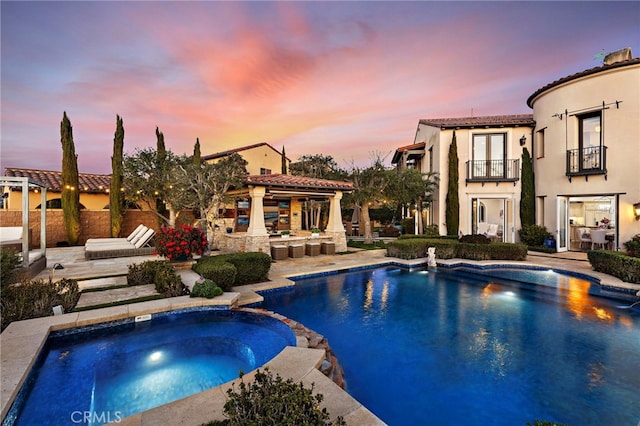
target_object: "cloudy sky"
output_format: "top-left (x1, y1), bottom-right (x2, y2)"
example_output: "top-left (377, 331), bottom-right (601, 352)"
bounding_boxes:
top-left (1, 1), bottom-right (638, 174)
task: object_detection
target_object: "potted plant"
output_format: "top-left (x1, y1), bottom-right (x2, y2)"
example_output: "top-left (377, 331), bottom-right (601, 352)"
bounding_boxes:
top-left (156, 224), bottom-right (208, 261)
top-left (310, 228), bottom-right (320, 238)
top-left (280, 230), bottom-right (290, 239)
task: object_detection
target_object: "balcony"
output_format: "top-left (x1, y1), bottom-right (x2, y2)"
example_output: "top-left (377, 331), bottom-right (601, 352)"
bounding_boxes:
top-left (465, 159), bottom-right (520, 185)
top-left (566, 146), bottom-right (607, 181)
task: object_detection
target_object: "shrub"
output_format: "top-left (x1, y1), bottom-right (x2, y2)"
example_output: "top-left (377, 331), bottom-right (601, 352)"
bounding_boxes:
top-left (191, 279), bottom-right (223, 299)
top-left (127, 260), bottom-right (188, 297)
top-left (588, 250), bottom-right (640, 283)
top-left (423, 224), bottom-right (440, 237)
top-left (400, 217), bottom-right (414, 234)
top-left (210, 368), bottom-right (346, 426)
top-left (1, 248), bottom-right (21, 289)
top-left (193, 260), bottom-right (237, 292)
top-left (378, 226), bottom-right (400, 237)
top-left (459, 234), bottom-right (490, 244)
top-left (155, 224), bottom-right (208, 260)
top-left (623, 234), bottom-right (640, 258)
top-left (1, 277), bottom-right (79, 331)
top-left (518, 225), bottom-right (552, 247)
top-left (386, 238), bottom-right (527, 261)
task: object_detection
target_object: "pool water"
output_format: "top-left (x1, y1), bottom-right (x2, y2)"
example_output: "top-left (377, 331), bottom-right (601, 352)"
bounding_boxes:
top-left (6, 309), bottom-right (295, 426)
top-left (261, 266), bottom-right (640, 425)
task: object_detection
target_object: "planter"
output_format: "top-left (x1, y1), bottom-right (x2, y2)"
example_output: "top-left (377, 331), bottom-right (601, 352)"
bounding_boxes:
top-left (281, 234), bottom-right (290, 239)
top-left (311, 233), bottom-right (320, 238)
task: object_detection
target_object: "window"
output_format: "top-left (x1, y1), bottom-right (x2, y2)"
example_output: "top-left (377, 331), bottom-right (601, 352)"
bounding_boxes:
top-left (428, 147), bottom-right (434, 173)
top-left (472, 133), bottom-right (505, 178)
top-left (536, 196), bottom-right (545, 226)
top-left (579, 112), bottom-right (602, 170)
top-left (260, 168), bottom-right (271, 175)
top-left (536, 129), bottom-right (545, 159)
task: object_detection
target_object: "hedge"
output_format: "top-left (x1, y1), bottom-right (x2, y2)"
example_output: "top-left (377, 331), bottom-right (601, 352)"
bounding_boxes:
top-left (193, 252), bottom-right (272, 291)
top-left (587, 250), bottom-right (640, 283)
top-left (387, 238), bottom-right (527, 261)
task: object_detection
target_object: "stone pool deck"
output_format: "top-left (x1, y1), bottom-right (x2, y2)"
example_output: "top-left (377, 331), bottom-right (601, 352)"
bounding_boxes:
top-left (1, 247), bottom-right (639, 425)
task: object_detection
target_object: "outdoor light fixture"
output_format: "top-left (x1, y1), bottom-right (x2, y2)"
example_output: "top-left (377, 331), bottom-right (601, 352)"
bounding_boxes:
top-left (519, 135), bottom-right (526, 146)
top-left (634, 202), bottom-right (640, 221)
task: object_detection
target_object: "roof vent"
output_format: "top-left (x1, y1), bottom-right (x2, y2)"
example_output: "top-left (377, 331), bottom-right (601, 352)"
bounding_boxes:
top-left (603, 47), bottom-right (632, 65)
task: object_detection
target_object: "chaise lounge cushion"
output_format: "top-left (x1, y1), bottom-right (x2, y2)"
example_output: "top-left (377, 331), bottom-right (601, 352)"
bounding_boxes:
top-left (84, 228), bottom-right (156, 260)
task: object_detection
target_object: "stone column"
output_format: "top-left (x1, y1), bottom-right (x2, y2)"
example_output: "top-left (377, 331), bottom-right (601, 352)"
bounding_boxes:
top-left (325, 191), bottom-right (345, 233)
top-left (246, 186), bottom-right (268, 236)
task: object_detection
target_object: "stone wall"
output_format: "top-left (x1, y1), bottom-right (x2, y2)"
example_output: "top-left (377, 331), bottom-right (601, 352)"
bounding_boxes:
top-left (0, 210), bottom-right (157, 247)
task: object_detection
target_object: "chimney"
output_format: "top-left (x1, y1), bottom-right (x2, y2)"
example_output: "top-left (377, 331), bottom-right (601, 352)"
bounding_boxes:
top-left (603, 47), bottom-right (632, 65)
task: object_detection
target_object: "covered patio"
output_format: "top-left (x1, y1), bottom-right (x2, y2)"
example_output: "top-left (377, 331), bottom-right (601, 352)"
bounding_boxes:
top-left (213, 174), bottom-right (354, 256)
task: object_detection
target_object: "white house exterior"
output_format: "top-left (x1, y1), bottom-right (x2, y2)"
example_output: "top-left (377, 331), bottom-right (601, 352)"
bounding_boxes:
top-left (393, 115), bottom-right (535, 241)
top-left (527, 49), bottom-right (640, 251)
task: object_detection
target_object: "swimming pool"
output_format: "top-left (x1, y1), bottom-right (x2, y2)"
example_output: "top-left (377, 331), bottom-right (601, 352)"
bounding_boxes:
top-left (4, 309), bottom-right (296, 426)
top-left (261, 266), bottom-right (640, 425)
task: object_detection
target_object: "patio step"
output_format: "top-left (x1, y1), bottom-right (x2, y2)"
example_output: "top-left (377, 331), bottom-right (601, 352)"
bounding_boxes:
top-left (78, 275), bottom-right (128, 291)
top-left (75, 284), bottom-right (158, 309)
top-left (236, 291), bottom-right (264, 306)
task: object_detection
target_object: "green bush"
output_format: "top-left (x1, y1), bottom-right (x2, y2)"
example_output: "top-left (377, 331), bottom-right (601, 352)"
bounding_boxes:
top-left (423, 224), bottom-right (440, 237)
top-left (518, 225), bottom-right (552, 247)
top-left (588, 250), bottom-right (640, 283)
top-left (194, 252), bottom-right (272, 290)
top-left (191, 279), bottom-right (223, 299)
top-left (1, 248), bottom-right (21, 289)
top-left (206, 368), bottom-right (345, 426)
top-left (193, 260), bottom-right (237, 292)
top-left (378, 226), bottom-right (400, 237)
top-left (1, 277), bottom-right (80, 331)
top-left (127, 260), bottom-right (188, 297)
top-left (387, 238), bottom-right (527, 261)
top-left (400, 217), bottom-right (414, 234)
top-left (459, 234), bottom-right (490, 244)
top-left (623, 234), bottom-right (640, 258)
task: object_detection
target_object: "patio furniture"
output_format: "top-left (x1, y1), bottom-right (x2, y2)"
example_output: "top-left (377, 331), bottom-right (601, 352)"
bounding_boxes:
top-left (288, 244), bottom-right (304, 258)
top-left (578, 227), bottom-right (592, 250)
top-left (84, 224), bottom-right (147, 245)
top-left (590, 229), bottom-right (607, 250)
top-left (321, 241), bottom-right (335, 255)
top-left (84, 228), bottom-right (156, 260)
top-left (305, 242), bottom-right (321, 256)
top-left (271, 244), bottom-right (288, 261)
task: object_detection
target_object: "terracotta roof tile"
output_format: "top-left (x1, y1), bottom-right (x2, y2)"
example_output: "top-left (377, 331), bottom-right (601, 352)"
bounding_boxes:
top-left (3, 167), bottom-right (111, 193)
top-left (419, 114), bottom-right (534, 129)
top-left (245, 174), bottom-right (354, 191)
top-left (527, 57), bottom-right (640, 107)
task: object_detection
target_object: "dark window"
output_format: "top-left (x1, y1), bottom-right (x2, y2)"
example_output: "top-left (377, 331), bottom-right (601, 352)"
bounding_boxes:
top-left (260, 168), bottom-right (271, 175)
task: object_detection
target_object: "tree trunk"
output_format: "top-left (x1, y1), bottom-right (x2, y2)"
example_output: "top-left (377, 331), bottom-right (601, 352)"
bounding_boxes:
top-left (361, 204), bottom-right (374, 244)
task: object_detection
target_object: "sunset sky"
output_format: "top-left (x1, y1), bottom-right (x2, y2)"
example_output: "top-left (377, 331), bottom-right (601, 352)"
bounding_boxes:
top-left (1, 1), bottom-right (638, 175)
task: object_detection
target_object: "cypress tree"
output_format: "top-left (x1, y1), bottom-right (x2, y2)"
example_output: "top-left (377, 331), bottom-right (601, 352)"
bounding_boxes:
top-left (193, 137), bottom-right (201, 166)
top-left (281, 146), bottom-right (287, 174)
top-left (155, 127), bottom-right (168, 224)
top-left (110, 115), bottom-right (125, 237)
top-left (520, 147), bottom-right (535, 227)
top-left (445, 131), bottom-right (459, 236)
top-left (60, 112), bottom-right (81, 245)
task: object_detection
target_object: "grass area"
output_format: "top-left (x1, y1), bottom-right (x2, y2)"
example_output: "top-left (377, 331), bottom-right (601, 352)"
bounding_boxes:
top-left (347, 240), bottom-right (387, 250)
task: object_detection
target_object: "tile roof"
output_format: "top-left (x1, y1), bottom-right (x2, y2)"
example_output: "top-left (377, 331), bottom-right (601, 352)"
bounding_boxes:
top-left (202, 142), bottom-right (289, 161)
top-left (419, 114), bottom-right (534, 129)
top-left (245, 174), bottom-right (354, 191)
top-left (392, 142), bottom-right (426, 164)
top-left (527, 57), bottom-right (640, 108)
top-left (4, 168), bottom-right (111, 193)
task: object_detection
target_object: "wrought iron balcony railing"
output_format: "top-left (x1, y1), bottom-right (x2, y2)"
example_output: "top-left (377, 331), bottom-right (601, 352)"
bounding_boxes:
top-left (465, 159), bottom-right (520, 184)
top-left (566, 145), bottom-right (607, 180)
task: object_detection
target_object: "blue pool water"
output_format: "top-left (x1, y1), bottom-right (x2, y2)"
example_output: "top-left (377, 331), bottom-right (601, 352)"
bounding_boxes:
top-left (6, 309), bottom-right (295, 426)
top-left (261, 266), bottom-right (640, 425)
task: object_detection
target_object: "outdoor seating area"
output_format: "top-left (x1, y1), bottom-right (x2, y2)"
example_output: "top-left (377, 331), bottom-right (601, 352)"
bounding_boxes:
top-left (84, 225), bottom-right (156, 260)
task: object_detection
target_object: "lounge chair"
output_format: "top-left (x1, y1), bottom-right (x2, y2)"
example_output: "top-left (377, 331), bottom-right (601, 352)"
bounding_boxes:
top-left (84, 227), bottom-right (156, 260)
top-left (84, 224), bottom-right (147, 245)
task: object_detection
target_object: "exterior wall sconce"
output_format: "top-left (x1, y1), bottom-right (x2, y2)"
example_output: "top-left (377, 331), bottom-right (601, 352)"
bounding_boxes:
top-left (634, 202), bottom-right (640, 221)
top-left (519, 135), bottom-right (526, 146)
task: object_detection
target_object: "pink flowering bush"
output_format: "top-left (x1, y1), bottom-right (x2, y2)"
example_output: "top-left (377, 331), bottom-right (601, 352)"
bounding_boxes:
top-left (155, 224), bottom-right (208, 260)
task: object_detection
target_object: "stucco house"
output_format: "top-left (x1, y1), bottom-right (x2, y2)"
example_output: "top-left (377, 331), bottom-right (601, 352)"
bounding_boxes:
top-left (393, 115), bottom-right (535, 242)
top-left (393, 47), bottom-right (639, 251)
top-left (527, 48), bottom-right (640, 251)
top-left (202, 142), bottom-right (289, 175)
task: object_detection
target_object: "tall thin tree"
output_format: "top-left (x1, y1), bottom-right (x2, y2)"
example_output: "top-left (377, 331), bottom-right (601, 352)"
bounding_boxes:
top-left (519, 147), bottom-right (535, 227)
top-left (60, 111), bottom-right (81, 245)
top-left (193, 137), bottom-right (201, 166)
top-left (110, 115), bottom-right (125, 237)
top-left (155, 127), bottom-right (169, 225)
top-left (445, 131), bottom-right (459, 236)
top-left (281, 146), bottom-right (287, 174)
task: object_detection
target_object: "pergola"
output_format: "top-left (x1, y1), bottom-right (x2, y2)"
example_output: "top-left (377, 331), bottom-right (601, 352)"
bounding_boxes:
top-left (0, 176), bottom-right (47, 269)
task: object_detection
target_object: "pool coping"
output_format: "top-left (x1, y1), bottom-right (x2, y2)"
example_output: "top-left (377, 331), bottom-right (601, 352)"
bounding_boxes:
top-left (2, 255), bottom-right (638, 425)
